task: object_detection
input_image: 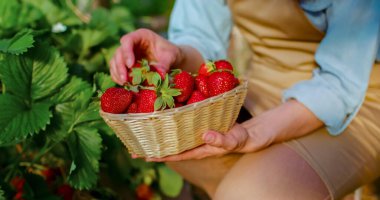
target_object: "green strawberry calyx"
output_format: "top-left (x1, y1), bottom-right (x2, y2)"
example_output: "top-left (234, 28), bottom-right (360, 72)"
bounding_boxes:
top-left (130, 59), bottom-right (151, 85)
top-left (170, 68), bottom-right (182, 77)
top-left (145, 71), bottom-right (162, 87)
top-left (154, 74), bottom-right (181, 111)
top-left (205, 60), bottom-right (216, 73)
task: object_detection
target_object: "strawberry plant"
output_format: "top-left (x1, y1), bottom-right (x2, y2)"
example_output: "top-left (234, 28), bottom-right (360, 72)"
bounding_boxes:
top-left (0, 0), bottom-right (182, 199)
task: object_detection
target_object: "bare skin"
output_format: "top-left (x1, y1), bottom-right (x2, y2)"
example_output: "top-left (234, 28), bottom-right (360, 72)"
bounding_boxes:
top-left (110, 28), bottom-right (203, 85)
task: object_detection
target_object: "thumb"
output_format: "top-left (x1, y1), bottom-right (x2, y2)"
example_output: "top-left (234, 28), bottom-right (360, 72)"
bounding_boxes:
top-left (203, 127), bottom-right (248, 151)
top-left (202, 131), bottom-right (237, 151)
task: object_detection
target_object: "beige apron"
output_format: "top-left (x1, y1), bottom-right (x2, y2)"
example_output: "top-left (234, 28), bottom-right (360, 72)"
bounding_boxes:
top-left (168, 0), bottom-right (380, 198)
top-left (229, 0), bottom-right (380, 198)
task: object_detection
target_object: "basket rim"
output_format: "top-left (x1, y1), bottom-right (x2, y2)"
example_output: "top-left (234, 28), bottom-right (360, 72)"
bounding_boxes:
top-left (100, 79), bottom-right (248, 120)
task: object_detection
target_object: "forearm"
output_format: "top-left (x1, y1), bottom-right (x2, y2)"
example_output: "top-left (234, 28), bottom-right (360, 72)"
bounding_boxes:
top-left (241, 99), bottom-right (324, 148)
top-left (174, 45), bottom-right (204, 73)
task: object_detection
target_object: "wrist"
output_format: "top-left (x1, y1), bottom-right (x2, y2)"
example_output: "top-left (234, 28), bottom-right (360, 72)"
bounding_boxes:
top-left (241, 117), bottom-right (276, 151)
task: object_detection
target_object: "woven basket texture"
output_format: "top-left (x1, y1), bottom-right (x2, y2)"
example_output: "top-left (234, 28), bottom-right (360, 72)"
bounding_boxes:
top-left (100, 80), bottom-right (248, 158)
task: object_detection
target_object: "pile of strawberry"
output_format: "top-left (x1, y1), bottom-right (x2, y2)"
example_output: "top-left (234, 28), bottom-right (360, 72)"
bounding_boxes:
top-left (101, 59), bottom-right (239, 114)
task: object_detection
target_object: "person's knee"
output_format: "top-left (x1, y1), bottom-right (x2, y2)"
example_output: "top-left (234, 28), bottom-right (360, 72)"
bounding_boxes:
top-left (165, 154), bottom-right (242, 198)
top-left (213, 145), bottom-right (330, 200)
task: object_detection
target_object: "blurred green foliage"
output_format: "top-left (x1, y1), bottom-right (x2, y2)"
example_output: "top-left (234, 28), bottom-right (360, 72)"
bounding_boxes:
top-left (0, 0), bottom-right (182, 199)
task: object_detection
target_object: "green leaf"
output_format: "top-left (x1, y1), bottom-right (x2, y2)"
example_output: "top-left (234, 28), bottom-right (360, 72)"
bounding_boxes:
top-left (101, 45), bottom-right (118, 65)
top-left (0, 186), bottom-right (5, 200)
top-left (165, 88), bottom-right (181, 97)
top-left (110, 6), bottom-right (135, 32)
top-left (75, 101), bottom-right (101, 125)
top-left (0, 94), bottom-right (52, 145)
top-left (0, 29), bottom-right (34, 55)
top-left (55, 89), bottom-right (96, 125)
top-left (131, 68), bottom-right (143, 85)
top-left (0, 1), bottom-right (42, 32)
top-left (0, 43), bottom-right (68, 102)
top-left (152, 73), bottom-right (162, 87)
top-left (146, 72), bottom-right (161, 87)
top-left (0, 1), bottom-right (19, 30)
top-left (162, 74), bottom-right (170, 88)
top-left (93, 73), bottom-right (116, 92)
top-left (170, 69), bottom-right (181, 77)
top-left (67, 126), bottom-right (102, 190)
top-left (154, 97), bottom-right (164, 111)
top-left (50, 76), bottom-right (92, 104)
top-left (89, 9), bottom-right (118, 36)
top-left (158, 165), bottom-right (183, 197)
top-left (23, 0), bottom-right (82, 26)
top-left (45, 121), bottom-right (68, 144)
top-left (162, 95), bottom-right (175, 109)
top-left (73, 29), bottom-right (109, 57)
top-left (49, 77), bottom-right (98, 144)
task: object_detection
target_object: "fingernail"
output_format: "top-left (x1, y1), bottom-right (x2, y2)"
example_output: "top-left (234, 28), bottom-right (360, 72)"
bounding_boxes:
top-left (127, 59), bottom-right (133, 67)
top-left (204, 133), bottom-right (214, 143)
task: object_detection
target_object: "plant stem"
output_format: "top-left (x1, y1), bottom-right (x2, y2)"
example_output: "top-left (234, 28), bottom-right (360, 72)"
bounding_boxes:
top-left (31, 141), bottom-right (56, 164)
top-left (66, 0), bottom-right (91, 23)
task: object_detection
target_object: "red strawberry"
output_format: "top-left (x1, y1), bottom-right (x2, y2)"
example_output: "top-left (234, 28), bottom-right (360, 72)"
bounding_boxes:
top-left (198, 61), bottom-right (216, 76)
top-left (174, 102), bottom-right (183, 108)
top-left (187, 91), bottom-right (206, 105)
top-left (149, 65), bottom-right (166, 80)
top-left (214, 60), bottom-right (234, 71)
top-left (101, 87), bottom-right (133, 114)
top-left (14, 191), bottom-right (24, 200)
top-left (208, 71), bottom-right (237, 97)
top-left (127, 102), bottom-right (138, 113)
top-left (11, 176), bottom-right (25, 191)
top-left (235, 77), bottom-right (240, 85)
top-left (56, 184), bottom-right (74, 200)
top-left (136, 89), bottom-right (157, 113)
top-left (173, 71), bottom-right (194, 102)
top-left (195, 75), bottom-right (209, 97)
top-left (136, 184), bottom-right (153, 200)
top-left (42, 168), bottom-right (60, 184)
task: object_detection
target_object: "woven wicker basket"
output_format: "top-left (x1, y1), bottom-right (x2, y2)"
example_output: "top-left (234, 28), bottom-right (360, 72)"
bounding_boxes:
top-left (100, 80), bottom-right (248, 158)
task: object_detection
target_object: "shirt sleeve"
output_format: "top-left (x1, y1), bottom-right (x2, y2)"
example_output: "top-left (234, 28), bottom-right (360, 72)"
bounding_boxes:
top-left (168, 0), bottom-right (233, 60)
top-left (283, 0), bottom-right (380, 135)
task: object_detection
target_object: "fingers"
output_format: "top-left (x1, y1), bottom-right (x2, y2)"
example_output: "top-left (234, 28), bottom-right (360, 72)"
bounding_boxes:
top-left (114, 29), bottom-right (179, 79)
top-left (145, 144), bottom-right (226, 162)
top-left (120, 29), bottom-right (151, 68)
top-left (120, 37), bottom-right (135, 68)
top-left (110, 59), bottom-right (124, 85)
top-left (115, 48), bottom-right (128, 83)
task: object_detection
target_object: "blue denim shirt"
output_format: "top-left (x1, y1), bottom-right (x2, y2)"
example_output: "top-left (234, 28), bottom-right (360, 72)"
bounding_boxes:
top-left (168, 0), bottom-right (380, 135)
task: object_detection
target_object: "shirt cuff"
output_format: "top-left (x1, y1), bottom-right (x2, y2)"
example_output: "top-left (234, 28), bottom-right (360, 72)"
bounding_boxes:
top-left (282, 79), bottom-right (358, 135)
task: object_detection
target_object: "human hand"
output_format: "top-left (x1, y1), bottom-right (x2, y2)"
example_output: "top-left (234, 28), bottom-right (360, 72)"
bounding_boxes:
top-left (140, 123), bottom-right (266, 162)
top-left (110, 28), bottom-right (183, 85)
top-left (131, 100), bottom-right (323, 162)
